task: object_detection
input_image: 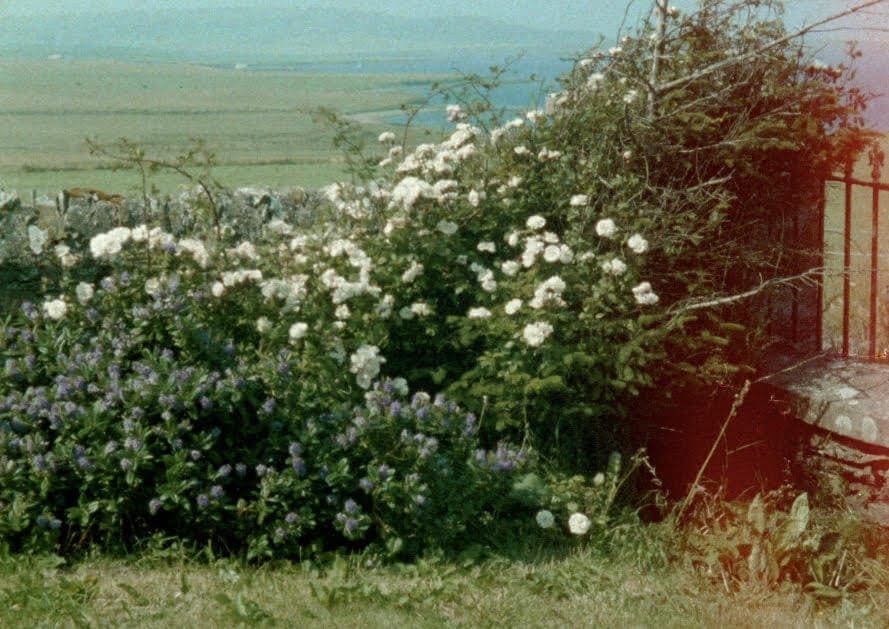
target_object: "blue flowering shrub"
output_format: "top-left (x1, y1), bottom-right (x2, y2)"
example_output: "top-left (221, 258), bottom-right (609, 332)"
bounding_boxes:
top-left (0, 227), bottom-right (530, 557)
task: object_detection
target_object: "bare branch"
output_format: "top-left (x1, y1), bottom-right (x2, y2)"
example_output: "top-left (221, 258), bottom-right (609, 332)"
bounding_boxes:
top-left (667, 268), bottom-right (822, 316)
top-left (654, 0), bottom-right (889, 97)
top-left (647, 0), bottom-right (669, 120)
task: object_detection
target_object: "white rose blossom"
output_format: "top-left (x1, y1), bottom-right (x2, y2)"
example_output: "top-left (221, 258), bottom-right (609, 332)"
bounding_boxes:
top-left (42, 298), bottom-right (67, 321)
top-left (75, 282), bottom-right (94, 304)
top-left (504, 298), bottom-right (523, 315)
top-left (568, 512), bottom-right (592, 535)
top-left (522, 321), bottom-right (554, 347)
top-left (595, 218), bottom-right (617, 239)
top-left (526, 215), bottom-right (546, 230)
top-left (28, 225), bottom-right (47, 255)
top-left (410, 302), bottom-right (432, 317)
top-left (289, 322), bottom-right (309, 341)
top-left (436, 220), bottom-right (458, 235)
top-left (627, 233), bottom-right (649, 254)
top-left (601, 258), bottom-right (627, 276)
top-left (632, 281), bottom-right (660, 306)
top-left (501, 260), bottom-right (520, 276)
top-left (467, 307), bottom-right (492, 319)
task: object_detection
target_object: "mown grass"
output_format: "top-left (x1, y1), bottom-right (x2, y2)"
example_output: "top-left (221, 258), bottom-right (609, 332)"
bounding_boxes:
top-left (2, 514), bottom-right (888, 628)
top-left (0, 59), bottom-right (446, 194)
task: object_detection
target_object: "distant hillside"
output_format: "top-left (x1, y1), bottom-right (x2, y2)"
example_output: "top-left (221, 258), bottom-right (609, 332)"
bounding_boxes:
top-left (0, 6), bottom-right (598, 64)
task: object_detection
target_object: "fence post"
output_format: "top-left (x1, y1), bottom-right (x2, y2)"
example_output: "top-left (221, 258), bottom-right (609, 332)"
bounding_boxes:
top-left (869, 156), bottom-right (883, 358)
top-left (842, 161), bottom-right (853, 358)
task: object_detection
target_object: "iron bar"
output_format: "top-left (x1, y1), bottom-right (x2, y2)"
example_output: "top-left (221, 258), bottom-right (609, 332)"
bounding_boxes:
top-left (842, 164), bottom-right (853, 358)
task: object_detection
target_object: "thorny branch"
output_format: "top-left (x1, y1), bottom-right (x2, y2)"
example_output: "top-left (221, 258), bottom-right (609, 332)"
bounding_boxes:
top-left (667, 267), bottom-right (823, 316)
top-left (649, 0), bottom-right (889, 100)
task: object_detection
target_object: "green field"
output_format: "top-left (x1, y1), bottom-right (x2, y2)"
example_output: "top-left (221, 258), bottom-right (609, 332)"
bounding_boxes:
top-left (0, 59), bottom-right (447, 195)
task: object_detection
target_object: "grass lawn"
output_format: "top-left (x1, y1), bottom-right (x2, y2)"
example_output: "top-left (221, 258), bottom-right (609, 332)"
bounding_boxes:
top-left (2, 529), bottom-right (888, 628)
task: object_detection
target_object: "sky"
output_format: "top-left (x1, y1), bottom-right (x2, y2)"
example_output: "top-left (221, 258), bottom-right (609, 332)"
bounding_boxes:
top-left (3, 0), bottom-right (883, 34)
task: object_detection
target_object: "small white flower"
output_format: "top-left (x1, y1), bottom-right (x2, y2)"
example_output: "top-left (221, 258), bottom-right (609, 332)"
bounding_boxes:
top-left (622, 149), bottom-right (633, 161)
top-left (569, 194), bottom-right (589, 207)
top-left (501, 260), bottom-right (520, 276)
top-left (54, 244), bottom-right (78, 268)
top-left (513, 145), bottom-right (530, 156)
top-left (28, 225), bottom-right (48, 255)
top-left (75, 282), bottom-right (94, 304)
top-left (392, 377), bottom-right (409, 396)
top-left (399, 306), bottom-right (415, 320)
top-left (289, 322), bottom-right (309, 341)
top-left (608, 46), bottom-right (623, 56)
top-left (401, 261), bottom-right (424, 284)
top-left (436, 220), bottom-right (458, 235)
top-left (131, 224), bottom-right (149, 242)
top-left (595, 218), bottom-right (617, 239)
top-left (468, 307), bottom-right (492, 319)
top-left (623, 90), bottom-right (638, 104)
top-left (632, 281), bottom-right (660, 306)
top-left (144, 277), bottom-right (162, 297)
top-left (627, 233), bottom-right (649, 254)
top-left (508, 175), bottom-right (523, 188)
top-left (535, 510), bottom-right (555, 529)
top-left (468, 189), bottom-right (481, 207)
top-left (446, 104), bottom-right (465, 122)
top-left (522, 321), bottom-right (554, 347)
top-left (42, 298), bottom-right (67, 321)
top-left (477, 241), bottom-right (496, 253)
top-left (335, 304), bottom-right (350, 320)
top-left (543, 245), bottom-right (562, 263)
top-left (602, 258), bottom-right (627, 276)
top-left (410, 302), bottom-right (432, 316)
top-left (256, 317), bottom-right (272, 333)
top-left (593, 472), bottom-right (605, 486)
top-left (211, 281), bottom-right (225, 298)
top-left (543, 231), bottom-right (559, 244)
top-left (526, 215), bottom-right (546, 230)
top-left (378, 131), bottom-right (396, 143)
top-left (504, 298), bottom-right (523, 315)
top-left (568, 512), bottom-right (592, 535)
top-left (587, 72), bottom-right (605, 89)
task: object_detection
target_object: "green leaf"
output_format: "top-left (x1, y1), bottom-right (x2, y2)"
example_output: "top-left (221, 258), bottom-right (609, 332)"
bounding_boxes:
top-left (747, 494), bottom-right (765, 535)
top-left (777, 492), bottom-right (809, 552)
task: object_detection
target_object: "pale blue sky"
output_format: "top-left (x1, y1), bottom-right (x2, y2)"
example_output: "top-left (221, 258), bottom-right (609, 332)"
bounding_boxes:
top-left (0, 0), bottom-right (889, 42)
top-left (4, 0), bottom-right (884, 34)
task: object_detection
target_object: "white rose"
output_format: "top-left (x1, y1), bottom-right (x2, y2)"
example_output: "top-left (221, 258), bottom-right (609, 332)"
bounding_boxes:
top-left (289, 322), bottom-right (309, 341)
top-left (595, 218), bottom-right (617, 239)
top-left (42, 298), bottom-right (67, 321)
top-left (75, 282), bottom-right (94, 304)
top-left (568, 512), bottom-right (592, 535)
top-left (627, 233), bottom-right (649, 254)
top-left (526, 215), bottom-right (546, 230)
